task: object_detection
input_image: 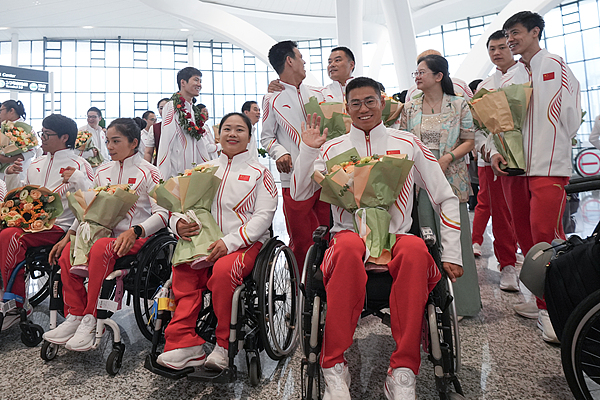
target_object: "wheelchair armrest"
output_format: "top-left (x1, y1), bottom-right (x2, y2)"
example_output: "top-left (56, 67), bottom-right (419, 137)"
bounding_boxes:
top-left (312, 226), bottom-right (329, 244)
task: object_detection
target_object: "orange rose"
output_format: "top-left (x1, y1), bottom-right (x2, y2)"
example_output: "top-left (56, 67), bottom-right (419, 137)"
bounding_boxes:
top-left (7, 210), bottom-right (19, 218)
top-left (30, 190), bottom-right (42, 200)
top-left (7, 219), bottom-right (16, 227)
top-left (4, 200), bottom-right (14, 208)
top-left (30, 219), bottom-right (46, 232)
top-left (48, 196), bottom-right (55, 202)
top-left (23, 203), bottom-right (34, 211)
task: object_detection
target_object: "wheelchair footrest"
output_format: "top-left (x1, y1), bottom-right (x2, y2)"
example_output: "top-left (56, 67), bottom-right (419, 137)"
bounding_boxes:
top-left (187, 365), bottom-right (237, 383)
top-left (144, 354), bottom-right (194, 380)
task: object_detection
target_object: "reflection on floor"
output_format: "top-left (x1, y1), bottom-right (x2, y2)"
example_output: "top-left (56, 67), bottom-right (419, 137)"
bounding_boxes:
top-left (3, 198), bottom-right (596, 399)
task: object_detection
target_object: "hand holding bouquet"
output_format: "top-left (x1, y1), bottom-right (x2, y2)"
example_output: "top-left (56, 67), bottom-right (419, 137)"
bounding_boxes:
top-left (0, 186), bottom-right (63, 232)
top-left (469, 83), bottom-right (532, 175)
top-left (76, 130), bottom-right (104, 168)
top-left (67, 184), bottom-right (139, 276)
top-left (150, 164), bottom-right (223, 269)
top-left (313, 148), bottom-right (414, 265)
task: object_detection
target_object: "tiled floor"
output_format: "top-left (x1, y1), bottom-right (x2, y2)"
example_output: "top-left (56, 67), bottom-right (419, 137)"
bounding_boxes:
top-left (2, 195), bottom-right (597, 399)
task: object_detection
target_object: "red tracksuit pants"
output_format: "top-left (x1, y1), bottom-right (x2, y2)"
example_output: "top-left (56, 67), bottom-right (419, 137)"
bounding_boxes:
top-left (0, 226), bottom-right (64, 307)
top-left (59, 238), bottom-right (147, 317)
top-left (282, 188), bottom-right (330, 274)
top-left (471, 166), bottom-right (518, 269)
top-left (320, 231), bottom-right (441, 375)
top-left (501, 176), bottom-right (569, 309)
top-left (164, 242), bottom-right (262, 352)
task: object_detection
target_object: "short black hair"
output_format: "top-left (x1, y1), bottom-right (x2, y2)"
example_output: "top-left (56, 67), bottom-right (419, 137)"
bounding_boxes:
top-left (142, 110), bottom-right (155, 120)
top-left (268, 40), bottom-right (298, 75)
top-left (503, 11), bottom-right (545, 38)
top-left (469, 79), bottom-right (483, 94)
top-left (242, 101), bottom-right (257, 113)
top-left (487, 30), bottom-right (507, 48)
top-left (43, 114), bottom-right (77, 149)
top-left (87, 107), bottom-right (102, 118)
top-left (393, 90), bottom-right (408, 104)
top-left (331, 46), bottom-right (355, 64)
top-left (219, 112), bottom-right (253, 139)
top-left (1, 100), bottom-right (26, 120)
top-left (176, 66), bottom-right (202, 90)
top-left (157, 98), bottom-right (169, 108)
top-left (345, 77), bottom-right (382, 101)
top-left (109, 118), bottom-right (142, 151)
top-left (198, 103), bottom-right (207, 110)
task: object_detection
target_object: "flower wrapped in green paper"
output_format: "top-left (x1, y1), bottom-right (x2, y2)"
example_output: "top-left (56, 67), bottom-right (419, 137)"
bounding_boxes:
top-left (67, 184), bottom-right (139, 277)
top-left (0, 121), bottom-right (38, 173)
top-left (469, 83), bottom-right (532, 175)
top-left (312, 148), bottom-right (414, 265)
top-left (304, 96), bottom-right (352, 141)
top-left (381, 95), bottom-right (404, 127)
top-left (75, 130), bottom-right (104, 168)
top-left (149, 164), bottom-right (223, 269)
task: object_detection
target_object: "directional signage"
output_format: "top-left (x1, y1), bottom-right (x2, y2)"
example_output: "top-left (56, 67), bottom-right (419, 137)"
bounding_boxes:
top-left (576, 148), bottom-right (600, 177)
top-left (0, 65), bottom-right (49, 93)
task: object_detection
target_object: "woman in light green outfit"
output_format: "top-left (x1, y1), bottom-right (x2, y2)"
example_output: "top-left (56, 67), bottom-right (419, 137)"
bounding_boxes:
top-left (400, 54), bottom-right (481, 317)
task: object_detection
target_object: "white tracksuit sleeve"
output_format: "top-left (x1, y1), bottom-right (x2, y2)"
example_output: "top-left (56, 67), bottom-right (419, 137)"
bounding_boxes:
top-left (156, 101), bottom-right (176, 179)
top-left (261, 93), bottom-right (290, 162)
top-left (221, 169), bottom-right (278, 253)
top-left (290, 141), bottom-right (323, 201)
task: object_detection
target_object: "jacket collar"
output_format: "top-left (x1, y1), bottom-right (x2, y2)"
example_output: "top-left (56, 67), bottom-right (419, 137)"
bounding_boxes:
top-left (349, 121), bottom-right (387, 141)
top-left (219, 150), bottom-right (252, 166)
top-left (118, 153), bottom-right (140, 169)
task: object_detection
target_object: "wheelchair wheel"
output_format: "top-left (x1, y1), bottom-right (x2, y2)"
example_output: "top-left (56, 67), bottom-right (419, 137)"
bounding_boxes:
top-left (106, 348), bottom-right (124, 376)
top-left (133, 234), bottom-right (176, 341)
top-left (561, 288), bottom-right (600, 399)
top-left (40, 340), bottom-right (59, 361)
top-left (256, 239), bottom-right (299, 360)
top-left (248, 353), bottom-right (261, 387)
top-left (20, 324), bottom-right (44, 347)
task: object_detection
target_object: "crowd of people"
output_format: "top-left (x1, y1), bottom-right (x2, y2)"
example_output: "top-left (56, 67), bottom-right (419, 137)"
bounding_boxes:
top-left (0, 10), bottom-right (583, 400)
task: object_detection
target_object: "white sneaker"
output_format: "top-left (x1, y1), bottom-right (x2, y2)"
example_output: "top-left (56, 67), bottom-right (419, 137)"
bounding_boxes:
top-left (514, 302), bottom-right (539, 319)
top-left (515, 252), bottom-right (524, 267)
top-left (537, 309), bottom-right (560, 344)
top-left (385, 367), bottom-right (417, 400)
top-left (205, 343), bottom-right (229, 371)
top-left (322, 362), bottom-right (351, 400)
top-left (157, 345), bottom-right (206, 370)
top-left (43, 314), bottom-right (82, 344)
top-left (472, 243), bottom-right (482, 257)
top-left (65, 314), bottom-right (96, 351)
top-left (499, 265), bottom-right (519, 292)
top-left (1, 303), bottom-right (32, 332)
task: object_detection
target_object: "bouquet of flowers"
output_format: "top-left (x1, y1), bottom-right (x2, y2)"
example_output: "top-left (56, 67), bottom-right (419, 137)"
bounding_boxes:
top-left (0, 121), bottom-right (38, 157)
top-left (0, 186), bottom-right (63, 232)
top-left (381, 94), bottom-right (404, 127)
top-left (469, 83), bottom-right (532, 175)
top-left (313, 148), bottom-right (414, 265)
top-left (305, 96), bottom-right (352, 141)
top-left (67, 184), bottom-right (139, 277)
top-left (150, 164), bottom-right (223, 269)
top-left (75, 130), bottom-right (103, 168)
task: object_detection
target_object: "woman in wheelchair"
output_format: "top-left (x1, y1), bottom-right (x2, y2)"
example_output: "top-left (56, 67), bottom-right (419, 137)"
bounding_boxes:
top-left (43, 118), bottom-right (168, 351)
top-left (292, 77), bottom-right (464, 400)
top-left (1, 114), bottom-right (94, 331)
top-left (156, 112), bottom-right (277, 371)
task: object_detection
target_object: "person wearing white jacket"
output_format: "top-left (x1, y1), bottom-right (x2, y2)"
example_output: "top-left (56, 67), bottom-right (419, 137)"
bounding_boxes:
top-left (156, 67), bottom-right (219, 180)
top-left (157, 112), bottom-right (277, 371)
top-left (1, 114), bottom-right (93, 330)
top-left (78, 107), bottom-right (110, 167)
top-left (491, 11), bottom-right (582, 344)
top-left (291, 78), bottom-right (463, 400)
top-left (261, 40), bottom-right (329, 271)
top-left (0, 100), bottom-right (37, 182)
top-left (43, 118), bottom-right (168, 351)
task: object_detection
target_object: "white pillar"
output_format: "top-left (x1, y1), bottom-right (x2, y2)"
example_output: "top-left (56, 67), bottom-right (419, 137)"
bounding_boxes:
top-left (367, 29), bottom-right (389, 81)
top-left (454, 0), bottom-right (564, 82)
top-left (335, 0), bottom-right (364, 76)
top-left (187, 35), bottom-right (194, 66)
top-left (380, 0), bottom-right (418, 90)
top-left (10, 33), bottom-right (18, 100)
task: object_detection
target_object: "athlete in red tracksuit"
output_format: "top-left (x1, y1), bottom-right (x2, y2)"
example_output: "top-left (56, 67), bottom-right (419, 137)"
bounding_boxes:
top-left (292, 77), bottom-right (463, 400)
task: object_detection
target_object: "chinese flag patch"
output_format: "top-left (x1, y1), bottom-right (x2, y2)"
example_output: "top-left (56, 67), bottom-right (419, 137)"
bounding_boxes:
top-left (59, 168), bottom-right (65, 174)
top-left (238, 175), bottom-right (250, 181)
top-left (128, 178), bottom-right (136, 184)
top-left (543, 72), bottom-right (555, 81)
top-left (386, 150), bottom-right (401, 155)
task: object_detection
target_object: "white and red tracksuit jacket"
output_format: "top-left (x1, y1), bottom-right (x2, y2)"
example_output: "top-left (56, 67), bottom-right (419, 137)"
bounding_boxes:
top-left (157, 100), bottom-right (219, 180)
top-left (321, 78), bottom-right (354, 103)
top-left (406, 77), bottom-right (473, 101)
top-left (5, 148), bottom-right (94, 232)
top-left (172, 150), bottom-right (278, 254)
top-left (475, 62), bottom-right (530, 167)
top-left (70, 154), bottom-right (168, 238)
top-left (261, 81), bottom-right (324, 188)
top-left (291, 122), bottom-right (463, 266)
top-left (78, 123), bottom-right (110, 164)
top-left (489, 49), bottom-right (581, 177)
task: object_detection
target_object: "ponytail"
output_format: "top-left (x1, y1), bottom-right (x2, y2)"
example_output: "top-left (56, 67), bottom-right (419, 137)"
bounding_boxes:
top-left (1, 99), bottom-right (26, 120)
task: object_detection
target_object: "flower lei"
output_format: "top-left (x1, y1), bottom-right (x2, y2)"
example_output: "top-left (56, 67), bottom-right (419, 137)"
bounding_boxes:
top-left (170, 92), bottom-right (206, 140)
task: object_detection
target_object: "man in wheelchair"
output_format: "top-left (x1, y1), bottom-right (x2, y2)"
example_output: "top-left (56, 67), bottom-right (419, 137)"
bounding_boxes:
top-left (1, 114), bottom-right (93, 331)
top-left (292, 77), bottom-right (464, 400)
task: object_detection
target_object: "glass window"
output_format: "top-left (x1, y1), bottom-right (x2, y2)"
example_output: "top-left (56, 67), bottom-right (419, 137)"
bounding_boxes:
top-left (565, 32), bottom-right (585, 62)
top-left (583, 28), bottom-right (600, 58)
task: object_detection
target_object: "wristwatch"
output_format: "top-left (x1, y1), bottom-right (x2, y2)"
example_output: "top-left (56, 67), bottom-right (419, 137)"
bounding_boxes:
top-left (133, 225), bottom-right (143, 239)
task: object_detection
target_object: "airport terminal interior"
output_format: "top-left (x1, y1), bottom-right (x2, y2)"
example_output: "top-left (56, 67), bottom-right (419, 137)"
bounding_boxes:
top-left (2, 0), bottom-right (600, 399)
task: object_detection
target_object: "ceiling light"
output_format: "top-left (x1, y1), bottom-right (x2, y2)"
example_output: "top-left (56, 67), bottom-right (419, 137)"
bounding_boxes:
top-left (0, 27), bottom-right (9, 30)
top-left (82, 26), bottom-right (94, 29)
top-left (180, 28), bottom-right (189, 32)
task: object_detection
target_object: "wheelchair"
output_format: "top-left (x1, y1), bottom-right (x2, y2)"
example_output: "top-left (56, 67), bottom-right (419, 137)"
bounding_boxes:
top-left (0, 245), bottom-right (55, 347)
top-left (144, 236), bottom-right (300, 387)
top-left (299, 225), bottom-right (464, 400)
top-left (39, 228), bottom-right (177, 376)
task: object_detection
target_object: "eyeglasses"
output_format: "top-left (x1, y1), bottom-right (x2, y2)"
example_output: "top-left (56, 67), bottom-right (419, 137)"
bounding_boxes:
top-left (347, 97), bottom-right (380, 111)
top-left (41, 132), bottom-right (60, 140)
top-left (411, 71), bottom-right (431, 78)
top-left (87, 115), bottom-right (99, 119)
